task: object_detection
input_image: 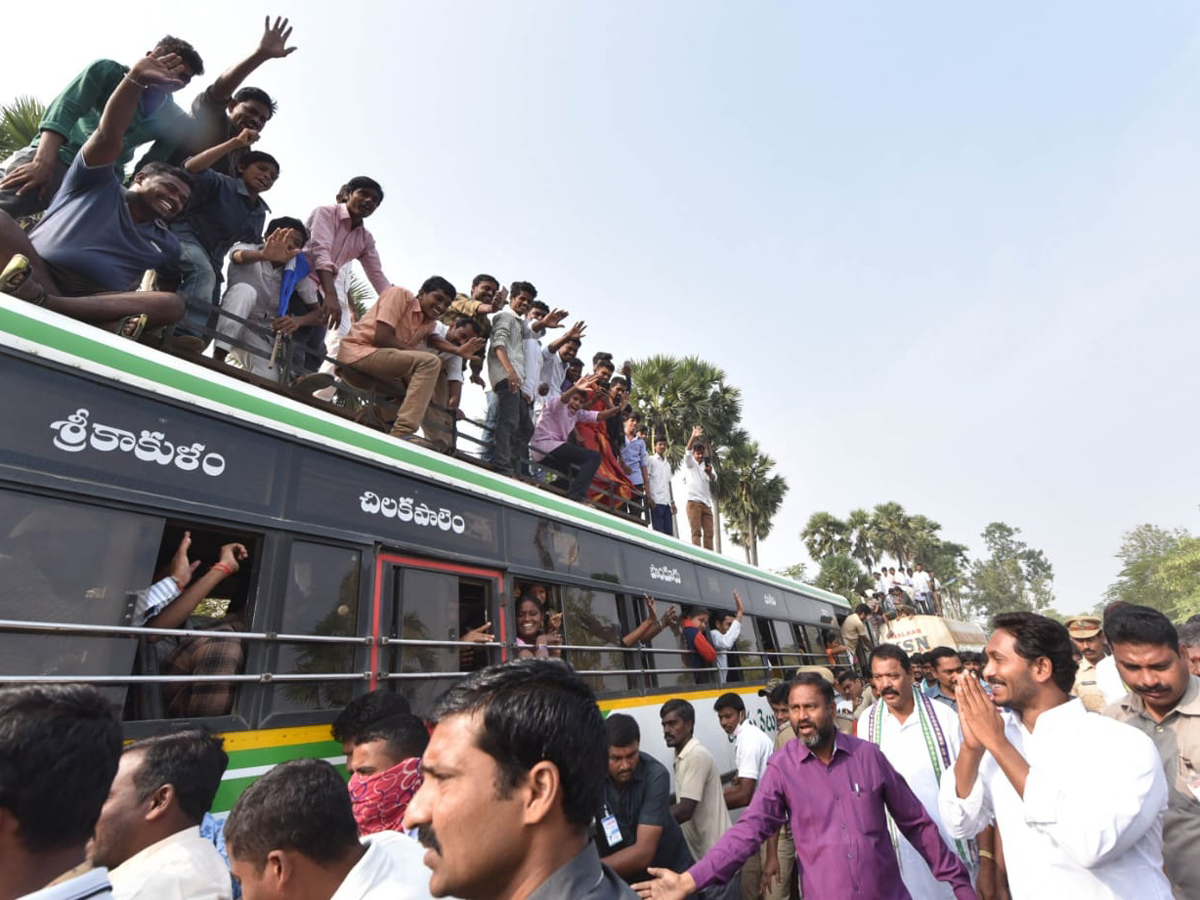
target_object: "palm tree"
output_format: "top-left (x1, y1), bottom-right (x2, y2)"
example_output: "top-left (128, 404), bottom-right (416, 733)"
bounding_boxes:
top-left (0, 96), bottom-right (45, 158)
top-left (722, 440), bottom-right (789, 565)
top-left (846, 507), bottom-right (877, 572)
top-left (814, 553), bottom-right (874, 606)
top-left (871, 502), bottom-right (914, 568)
top-left (801, 512), bottom-right (849, 561)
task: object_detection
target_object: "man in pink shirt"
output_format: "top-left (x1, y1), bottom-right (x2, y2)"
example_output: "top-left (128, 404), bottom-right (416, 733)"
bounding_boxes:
top-left (337, 276), bottom-right (455, 442)
top-left (531, 374), bottom-right (624, 500)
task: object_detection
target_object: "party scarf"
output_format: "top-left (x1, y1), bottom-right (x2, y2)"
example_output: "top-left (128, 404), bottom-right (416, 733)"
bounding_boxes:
top-left (348, 756), bottom-right (423, 835)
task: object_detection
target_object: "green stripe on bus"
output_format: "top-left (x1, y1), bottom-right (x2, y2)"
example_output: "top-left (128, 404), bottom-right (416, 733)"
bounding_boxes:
top-left (0, 305), bottom-right (845, 604)
top-left (224, 740), bottom-right (341, 770)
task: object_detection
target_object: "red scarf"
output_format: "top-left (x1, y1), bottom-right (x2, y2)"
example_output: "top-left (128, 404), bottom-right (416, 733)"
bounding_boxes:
top-left (347, 756), bottom-right (423, 835)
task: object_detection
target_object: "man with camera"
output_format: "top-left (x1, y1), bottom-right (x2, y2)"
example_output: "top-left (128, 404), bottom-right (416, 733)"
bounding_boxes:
top-left (684, 425), bottom-right (717, 550)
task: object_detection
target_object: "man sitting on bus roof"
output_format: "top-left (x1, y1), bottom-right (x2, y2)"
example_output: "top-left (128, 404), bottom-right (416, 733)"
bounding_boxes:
top-left (89, 730), bottom-right (232, 900)
top-left (0, 51), bottom-right (194, 336)
top-left (529, 373), bottom-right (624, 501)
top-left (335, 276), bottom-right (458, 445)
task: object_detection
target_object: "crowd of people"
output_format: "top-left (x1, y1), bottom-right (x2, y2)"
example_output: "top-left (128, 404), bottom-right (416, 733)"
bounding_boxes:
top-left (4, 602), bottom-right (1197, 900)
top-left (0, 20), bottom-right (723, 536)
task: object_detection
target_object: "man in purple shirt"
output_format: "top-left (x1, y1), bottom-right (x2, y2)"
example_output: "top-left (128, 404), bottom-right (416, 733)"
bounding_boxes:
top-left (530, 373), bottom-right (623, 501)
top-left (634, 673), bottom-right (977, 900)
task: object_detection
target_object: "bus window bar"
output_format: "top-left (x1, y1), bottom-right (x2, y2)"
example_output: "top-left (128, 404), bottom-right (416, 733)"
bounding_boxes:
top-left (0, 619), bottom-right (371, 645)
top-left (0, 672), bottom-right (373, 685)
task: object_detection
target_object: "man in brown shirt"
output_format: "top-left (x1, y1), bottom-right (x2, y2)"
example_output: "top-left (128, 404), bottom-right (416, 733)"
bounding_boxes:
top-left (1102, 604), bottom-right (1200, 899)
top-left (337, 276), bottom-right (454, 440)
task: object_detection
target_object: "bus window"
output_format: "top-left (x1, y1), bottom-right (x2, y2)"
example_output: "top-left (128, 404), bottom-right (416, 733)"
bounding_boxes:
top-left (643, 598), bottom-right (690, 690)
top-left (512, 580), bottom-right (564, 660)
top-left (559, 585), bottom-right (631, 696)
top-left (729, 616), bottom-right (769, 685)
top-left (267, 541), bottom-right (361, 717)
top-left (0, 489), bottom-right (160, 702)
top-left (768, 620), bottom-right (804, 674)
top-left (131, 523), bottom-right (260, 721)
top-left (390, 567), bottom-right (495, 717)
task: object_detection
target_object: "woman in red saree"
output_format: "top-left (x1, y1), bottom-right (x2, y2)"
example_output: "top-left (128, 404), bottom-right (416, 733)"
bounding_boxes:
top-left (573, 362), bottom-right (634, 508)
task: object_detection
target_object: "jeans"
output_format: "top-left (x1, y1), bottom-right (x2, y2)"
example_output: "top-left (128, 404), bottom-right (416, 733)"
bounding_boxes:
top-left (651, 503), bottom-right (674, 535)
top-left (177, 239), bottom-right (219, 339)
top-left (0, 146), bottom-right (68, 218)
top-left (480, 391), bottom-right (499, 462)
top-left (492, 381), bottom-right (533, 476)
top-left (543, 442), bottom-right (602, 500)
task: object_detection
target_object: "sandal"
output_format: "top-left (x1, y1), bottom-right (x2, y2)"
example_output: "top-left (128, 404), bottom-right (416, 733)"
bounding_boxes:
top-left (119, 313), bottom-right (149, 341)
top-left (0, 254), bottom-right (46, 306)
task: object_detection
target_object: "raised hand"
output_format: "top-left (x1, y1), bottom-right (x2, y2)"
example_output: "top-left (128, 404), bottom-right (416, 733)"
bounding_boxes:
top-left (257, 16), bottom-right (298, 59)
top-left (217, 542), bottom-right (249, 574)
top-left (169, 531), bottom-right (200, 588)
top-left (541, 307), bottom-right (569, 329)
top-left (261, 228), bottom-right (302, 264)
top-left (494, 286), bottom-right (509, 309)
top-left (462, 621), bottom-right (495, 643)
top-left (235, 128), bottom-right (261, 147)
top-left (956, 672), bottom-right (1003, 751)
top-left (644, 595), bottom-right (658, 622)
top-left (564, 320), bottom-right (587, 341)
top-left (130, 52), bottom-right (190, 91)
top-left (691, 425), bottom-right (704, 439)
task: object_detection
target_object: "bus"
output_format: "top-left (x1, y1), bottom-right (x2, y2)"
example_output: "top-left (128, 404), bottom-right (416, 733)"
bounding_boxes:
top-left (0, 298), bottom-right (852, 815)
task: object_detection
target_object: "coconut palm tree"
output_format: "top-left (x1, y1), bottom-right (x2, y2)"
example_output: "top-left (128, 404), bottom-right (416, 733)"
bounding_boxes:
top-left (815, 553), bottom-right (874, 606)
top-left (846, 507), bottom-right (877, 573)
top-left (870, 501), bottom-right (915, 568)
top-left (801, 512), bottom-right (850, 561)
top-left (0, 96), bottom-right (45, 158)
top-left (721, 440), bottom-right (789, 565)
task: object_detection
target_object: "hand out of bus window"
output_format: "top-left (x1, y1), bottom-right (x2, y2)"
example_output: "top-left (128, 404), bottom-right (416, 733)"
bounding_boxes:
top-left (547, 611), bottom-right (563, 633)
top-left (168, 530), bottom-right (201, 589)
top-left (462, 621), bottom-right (494, 643)
top-left (218, 542), bottom-right (249, 574)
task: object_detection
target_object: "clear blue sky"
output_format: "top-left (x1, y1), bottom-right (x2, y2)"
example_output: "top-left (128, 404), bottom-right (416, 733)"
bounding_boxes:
top-left (5, 2), bottom-right (1199, 613)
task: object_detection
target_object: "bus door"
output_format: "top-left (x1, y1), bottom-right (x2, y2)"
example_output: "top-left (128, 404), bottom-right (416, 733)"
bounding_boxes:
top-left (374, 552), bottom-right (505, 717)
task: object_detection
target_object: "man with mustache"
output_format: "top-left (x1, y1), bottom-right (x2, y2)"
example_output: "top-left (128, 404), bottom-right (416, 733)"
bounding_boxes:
top-left (224, 758), bottom-right (435, 899)
top-left (635, 674), bottom-right (976, 900)
top-left (403, 659), bottom-right (636, 900)
top-left (1064, 615), bottom-right (1108, 712)
top-left (1101, 604), bottom-right (1200, 899)
top-left (939, 611), bottom-right (1172, 900)
top-left (861, 645), bottom-right (981, 900)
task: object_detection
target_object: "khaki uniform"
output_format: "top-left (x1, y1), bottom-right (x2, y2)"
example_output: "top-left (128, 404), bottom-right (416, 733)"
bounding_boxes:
top-left (1103, 676), bottom-right (1200, 898)
top-left (1072, 657), bottom-right (1107, 712)
top-left (763, 724), bottom-right (796, 900)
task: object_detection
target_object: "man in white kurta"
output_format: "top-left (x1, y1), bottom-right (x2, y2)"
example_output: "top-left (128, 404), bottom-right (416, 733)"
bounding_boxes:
top-left (938, 612), bottom-right (1172, 900)
top-left (860, 651), bottom-right (976, 900)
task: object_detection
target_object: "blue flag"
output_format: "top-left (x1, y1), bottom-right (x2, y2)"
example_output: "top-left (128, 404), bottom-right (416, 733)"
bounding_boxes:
top-left (278, 252), bottom-right (312, 318)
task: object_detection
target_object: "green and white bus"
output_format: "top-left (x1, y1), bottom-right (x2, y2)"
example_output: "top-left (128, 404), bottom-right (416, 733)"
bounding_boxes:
top-left (0, 298), bottom-right (851, 813)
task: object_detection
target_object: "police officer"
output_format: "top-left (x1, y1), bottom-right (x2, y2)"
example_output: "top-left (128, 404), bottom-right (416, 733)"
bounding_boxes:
top-left (1064, 615), bottom-right (1108, 712)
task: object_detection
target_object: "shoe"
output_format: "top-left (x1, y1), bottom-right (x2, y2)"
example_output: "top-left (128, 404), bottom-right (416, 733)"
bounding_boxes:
top-left (289, 372), bottom-right (336, 397)
top-left (0, 254), bottom-right (46, 306)
top-left (165, 335), bottom-right (206, 355)
top-left (396, 434), bottom-right (436, 449)
top-left (119, 313), bottom-right (149, 341)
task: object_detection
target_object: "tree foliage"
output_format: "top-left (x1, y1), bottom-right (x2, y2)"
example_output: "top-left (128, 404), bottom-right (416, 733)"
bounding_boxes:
top-left (722, 440), bottom-right (789, 566)
top-left (966, 522), bottom-right (1055, 620)
top-left (1104, 524), bottom-right (1200, 620)
top-left (814, 553), bottom-right (873, 606)
top-left (0, 96), bottom-right (45, 158)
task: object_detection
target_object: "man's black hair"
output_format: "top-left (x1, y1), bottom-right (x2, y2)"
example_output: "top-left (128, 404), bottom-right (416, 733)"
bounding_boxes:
top-left (510, 280), bottom-right (538, 299)
top-left (609, 376), bottom-right (628, 389)
top-left (767, 682), bottom-right (791, 706)
top-left (713, 692), bottom-right (744, 714)
top-left (685, 605), bottom-right (707, 620)
top-left (605, 713), bottom-right (641, 748)
top-left (266, 216), bottom-right (308, 243)
top-left (453, 316), bottom-right (483, 335)
top-left (137, 161), bottom-right (194, 190)
top-left (331, 691), bottom-right (411, 744)
top-left (659, 697), bottom-right (695, 726)
top-left (592, 351), bottom-right (614, 364)
top-left (0, 685), bottom-right (121, 852)
top-left (1178, 622), bottom-right (1200, 649)
top-left (238, 150), bottom-right (280, 174)
top-left (340, 176), bottom-right (384, 203)
top-left (854, 603), bottom-right (872, 616)
top-left (870, 643), bottom-right (912, 672)
top-left (529, 299), bottom-right (550, 314)
top-left (231, 86), bottom-right (277, 117)
top-left (432, 659), bottom-right (605, 829)
top-left (224, 759), bottom-right (359, 871)
top-left (926, 646), bottom-right (962, 669)
top-left (155, 36), bottom-right (205, 77)
top-left (834, 667), bottom-right (860, 685)
top-left (992, 611), bottom-right (1079, 694)
top-left (909, 651), bottom-right (927, 666)
top-left (471, 273), bottom-right (499, 290)
top-left (354, 713), bottom-right (429, 760)
top-left (125, 730), bottom-right (228, 825)
top-left (419, 275), bottom-right (457, 298)
top-left (790, 672), bottom-right (836, 706)
top-left (692, 443), bottom-right (707, 454)
top-left (1105, 604), bottom-right (1179, 653)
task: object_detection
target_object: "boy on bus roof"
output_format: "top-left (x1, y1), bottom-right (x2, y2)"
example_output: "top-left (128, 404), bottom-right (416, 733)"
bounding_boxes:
top-left (0, 52), bottom-right (195, 338)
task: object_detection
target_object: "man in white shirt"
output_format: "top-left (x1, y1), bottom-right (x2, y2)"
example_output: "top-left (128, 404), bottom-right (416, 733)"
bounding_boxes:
top-left (911, 564), bottom-right (933, 614)
top-left (939, 611), bottom-right (1172, 900)
top-left (646, 437), bottom-right (676, 537)
top-left (89, 730), bottom-right (232, 900)
top-left (225, 758), bottom-right (436, 900)
top-left (1, 684), bottom-right (122, 900)
top-left (683, 426), bottom-right (716, 550)
top-left (536, 322), bottom-right (585, 415)
top-left (709, 591), bottom-right (745, 684)
top-left (861, 645), bottom-right (979, 900)
top-left (712, 692), bottom-right (774, 900)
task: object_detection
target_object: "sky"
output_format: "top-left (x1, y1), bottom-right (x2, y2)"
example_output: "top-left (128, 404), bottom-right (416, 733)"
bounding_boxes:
top-left (4, 2), bottom-right (1199, 614)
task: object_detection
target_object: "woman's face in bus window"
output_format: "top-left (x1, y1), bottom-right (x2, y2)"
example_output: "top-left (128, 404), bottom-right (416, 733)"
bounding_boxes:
top-left (517, 599), bottom-right (544, 640)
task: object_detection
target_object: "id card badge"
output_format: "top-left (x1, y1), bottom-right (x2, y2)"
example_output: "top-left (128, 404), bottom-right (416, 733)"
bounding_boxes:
top-left (601, 813), bottom-right (622, 847)
top-left (1187, 771), bottom-right (1200, 803)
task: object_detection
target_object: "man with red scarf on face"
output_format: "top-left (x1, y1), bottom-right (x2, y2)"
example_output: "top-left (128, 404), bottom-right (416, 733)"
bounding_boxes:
top-left (347, 713), bottom-right (430, 836)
